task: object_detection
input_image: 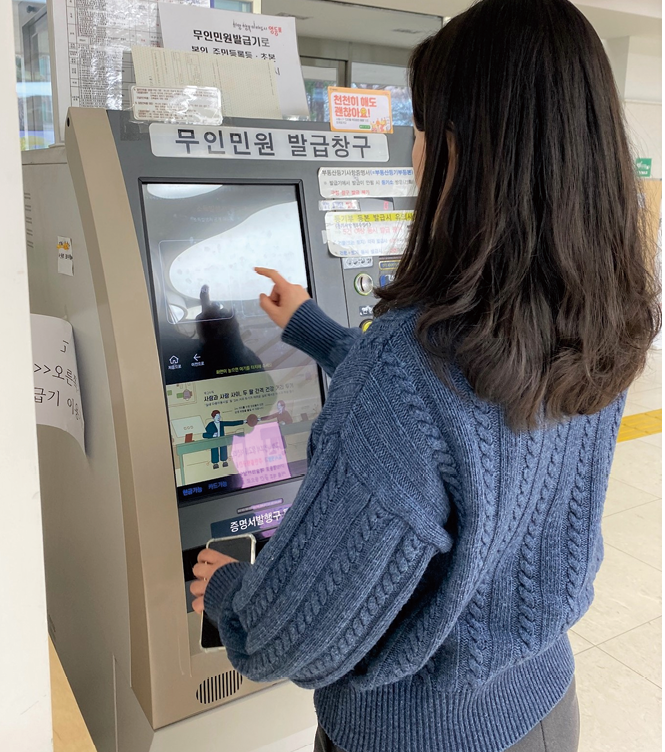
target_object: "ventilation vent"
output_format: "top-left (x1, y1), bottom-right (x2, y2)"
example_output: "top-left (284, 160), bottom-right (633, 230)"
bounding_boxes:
top-left (196, 671), bottom-right (243, 704)
top-left (24, 192), bottom-right (34, 250)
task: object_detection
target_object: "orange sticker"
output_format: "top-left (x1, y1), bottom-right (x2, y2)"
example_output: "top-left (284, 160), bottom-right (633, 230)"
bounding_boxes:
top-left (328, 87), bottom-right (393, 134)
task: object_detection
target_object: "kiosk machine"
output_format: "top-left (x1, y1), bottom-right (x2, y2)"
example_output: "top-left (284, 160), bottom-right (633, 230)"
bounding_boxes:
top-left (23, 108), bottom-right (415, 752)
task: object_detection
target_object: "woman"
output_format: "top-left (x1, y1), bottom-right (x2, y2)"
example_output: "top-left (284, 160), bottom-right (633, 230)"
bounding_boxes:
top-left (190, 1), bottom-right (660, 750)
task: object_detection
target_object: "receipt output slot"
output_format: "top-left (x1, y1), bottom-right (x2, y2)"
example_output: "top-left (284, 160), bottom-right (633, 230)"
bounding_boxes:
top-left (22, 108), bottom-right (415, 752)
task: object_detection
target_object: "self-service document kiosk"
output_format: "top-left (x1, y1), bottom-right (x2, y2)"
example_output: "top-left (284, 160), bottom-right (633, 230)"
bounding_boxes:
top-left (23, 108), bottom-right (415, 752)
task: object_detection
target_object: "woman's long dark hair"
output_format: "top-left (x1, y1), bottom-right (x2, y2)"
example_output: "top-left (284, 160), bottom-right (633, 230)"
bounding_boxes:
top-left (375, 0), bottom-right (661, 430)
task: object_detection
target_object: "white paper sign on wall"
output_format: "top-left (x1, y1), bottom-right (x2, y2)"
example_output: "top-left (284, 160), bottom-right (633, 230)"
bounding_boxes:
top-left (31, 315), bottom-right (85, 453)
top-left (158, 2), bottom-right (309, 117)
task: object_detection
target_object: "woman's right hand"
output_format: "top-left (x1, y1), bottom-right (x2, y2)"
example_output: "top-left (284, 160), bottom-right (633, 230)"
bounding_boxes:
top-left (256, 267), bottom-right (311, 330)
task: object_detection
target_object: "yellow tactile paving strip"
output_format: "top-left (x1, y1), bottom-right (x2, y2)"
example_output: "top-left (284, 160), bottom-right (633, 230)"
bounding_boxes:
top-left (617, 409), bottom-right (662, 442)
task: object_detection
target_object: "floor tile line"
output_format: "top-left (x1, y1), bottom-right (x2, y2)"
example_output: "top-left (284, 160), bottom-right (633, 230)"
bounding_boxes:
top-left (603, 497), bottom-right (662, 519)
top-left (594, 618), bottom-right (661, 646)
top-left (603, 541), bottom-right (663, 573)
top-left (606, 478), bottom-right (661, 501)
top-left (595, 645), bottom-right (662, 690)
top-left (571, 625), bottom-right (659, 651)
top-left (578, 615), bottom-right (663, 652)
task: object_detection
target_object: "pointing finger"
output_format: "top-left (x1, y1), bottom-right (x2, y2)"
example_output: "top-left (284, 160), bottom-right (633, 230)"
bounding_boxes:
top-left (255, 267), bottom-right (287, 286)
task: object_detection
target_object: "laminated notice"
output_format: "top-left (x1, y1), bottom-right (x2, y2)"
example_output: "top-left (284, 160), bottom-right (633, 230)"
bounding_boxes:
top-left (31, 315), bottom-right (85, 453)
top-left (132, 46), bottom-right (281, 120)
top-left (319, 167), bottom-right (416, 199)
top-left (325, 211), bottom-right (413, 257)
top-left (131, 85), bottom-right (222, 125)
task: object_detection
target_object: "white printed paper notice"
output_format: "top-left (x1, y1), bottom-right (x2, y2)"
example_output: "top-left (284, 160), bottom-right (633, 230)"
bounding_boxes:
top-left (158, 2), bottom-right (308, 117)
top-left (131, 46), bottom-right (281, 120)
top-left (325, 211), bottom-right (413, 257)
top-left (319, 167), bottom-right (416, 199)
top-left (57, 237), bottom-right (73, 276)
top-left (130, 85), bottom-right (223, 125)
top-left (31, 315), bottom-right (85, 453)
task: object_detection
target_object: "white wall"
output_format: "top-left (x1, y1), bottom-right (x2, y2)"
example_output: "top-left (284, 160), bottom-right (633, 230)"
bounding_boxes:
top-left (625, 101), bottom-right (662, 179)
top-left (624, 35), bottom-right (662, 103)
top-left (0, 0), bottom-right (53, 750)
top-left (605, 35), bottom-right (662, 179)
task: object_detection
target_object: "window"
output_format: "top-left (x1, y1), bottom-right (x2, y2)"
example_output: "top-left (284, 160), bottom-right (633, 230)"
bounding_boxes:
top-left (351, 62), bottom-right (413, 127)
top-left (14, 1), bottom-right (54, 150)
top-left (299, 57), bottom-right (345, 122)
top-left (211, 0), bottom-right (254, 10)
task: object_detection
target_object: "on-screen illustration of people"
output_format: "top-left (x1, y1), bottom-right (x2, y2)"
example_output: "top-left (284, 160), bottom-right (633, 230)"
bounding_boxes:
top-left (259, 400), bottom-right (293, 426)
top-left (202, 409), bottom-right (245, 469)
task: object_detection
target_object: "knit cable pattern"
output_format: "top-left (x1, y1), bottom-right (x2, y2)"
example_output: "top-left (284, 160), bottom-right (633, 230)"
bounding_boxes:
top-left (563, 416), bottom-right (595, 628)
top-left (233, 495), bottom-right (428, 684)
top-left (302, 526), bottom-right (425, 684)
top-left (242, 446), bottom-right (347, 631)
top-left (517, 421), bottom-right (569, 654)
top-left (466, 428), bottom-right (541, 685)
top-left (379, 350), bottom-right (463, 503)
top-left (465, 394), bottom-right (497, 686)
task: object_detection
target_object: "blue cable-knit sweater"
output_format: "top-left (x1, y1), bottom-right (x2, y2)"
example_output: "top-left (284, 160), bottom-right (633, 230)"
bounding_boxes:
top-left (205, 300), bottom-right (625, 752)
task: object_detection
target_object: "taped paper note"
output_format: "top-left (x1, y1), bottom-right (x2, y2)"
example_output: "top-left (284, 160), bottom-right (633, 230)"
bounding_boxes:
top-left (325, 211), bottom-right (413, 257)
top-left (318, 167), bottom-right (416, 199)
top-left (31, 315), bottom-right (85, 453)
top-left (130, 85), bottom-right (222, 125)
top-left (132, 46), bottom-right (281, 120)
top-left (57, 237), bottom-right (73, 276)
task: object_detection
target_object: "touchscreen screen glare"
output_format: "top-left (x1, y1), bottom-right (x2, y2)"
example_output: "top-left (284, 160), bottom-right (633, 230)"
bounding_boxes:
top-left (141, 183), bottom-right (323, 505)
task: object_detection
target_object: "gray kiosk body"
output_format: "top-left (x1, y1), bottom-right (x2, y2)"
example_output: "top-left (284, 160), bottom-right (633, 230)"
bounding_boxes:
top-left (23, 108), bottom-right (415, 752)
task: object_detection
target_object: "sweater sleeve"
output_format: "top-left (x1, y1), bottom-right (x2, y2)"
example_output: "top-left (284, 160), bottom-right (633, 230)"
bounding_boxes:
top-left (203, 432), bottom-right (453, 690)
top-left (281, 299), bottom-right (361, 377)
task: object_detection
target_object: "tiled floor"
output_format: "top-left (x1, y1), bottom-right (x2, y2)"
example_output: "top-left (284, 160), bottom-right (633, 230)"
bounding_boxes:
top-left (571, 350), bottom-right (662, 752)
top-left (50, 352), bottom-right (662, 752)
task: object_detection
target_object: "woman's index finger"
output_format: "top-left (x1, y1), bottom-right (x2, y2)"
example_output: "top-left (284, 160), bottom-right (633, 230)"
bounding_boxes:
top-left (255, 267), bottom-right (286, 286)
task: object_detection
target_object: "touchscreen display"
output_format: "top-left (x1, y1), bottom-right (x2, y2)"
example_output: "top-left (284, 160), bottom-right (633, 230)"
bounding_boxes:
top-left (141, 183), bottom-right (323, 505)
